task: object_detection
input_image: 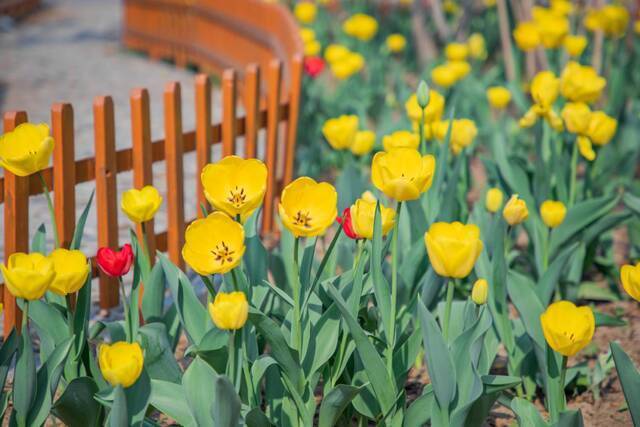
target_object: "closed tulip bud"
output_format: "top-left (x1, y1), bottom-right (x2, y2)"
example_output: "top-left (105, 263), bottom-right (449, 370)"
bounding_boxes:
top-left (416, 81), bottom-right (430, 109)
top-left (540, 200), bottom-right (567, 228)
top-left (503, 194), bottom-right (529, 225)
top-left (471, 279), bottom-right (489, 305)
top-left (586, 111), bottom-right (617, 146)
top-left (322, 115), bottom-right (359, 150)
top-left (121, 186), bottom-right (162, 224)
top-left (97, 244), bottom-right (134, 278)
top-left (342, 13), bottom-right (378, 41)
top-left (294, 2), bottom-right (317, 24)
top-left (99, 341), bottom-right (144, 388)
top-left (279, 177), bottom-right (338, 237)
top-left (467, 33), bottom-right (487, 60)
top-left (382, 130), bottom-right (420, 151)
top-left (431, 64), bottom-right (458, 88)
top-left (621, 262), bottom-right (640, 302)
top-left (337, 207), bottom-right (358, 239)
top-left (486, 86), bottom-right (511, 109)
top-left (350, 130), bottom-right (376, 156)
top-left (424, 222), bottom-right (483, 279)
top-left (208, 291), bottom-right (249, 330)
top-left (513, 22), bottom-right (540, 51)
top-left (182, 212), bottom-right (245, 275)
top-left (350, 198), bottom-right (396, 240)
top-left (540, 301), bottom-right (595, 357)
top-left (201, 156), bottom-right (267, 221)
top-left (1, 252), bottom-right (55, 300)
top-left (0, 122), bottom-right (54, 177)
top-left (386, 34), bottom-right (407, 53)
top-left (372, 148), bottom-right (436, 201)
top-left (485, 188), bottom-right (503, 213)
top-left (445, 42), bottom-right (469, 61)
top-left (49, 249), bottom-right (90, 296)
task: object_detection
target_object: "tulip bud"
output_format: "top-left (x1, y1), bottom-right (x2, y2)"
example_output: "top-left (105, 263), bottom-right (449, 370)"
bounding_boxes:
top-left (416, 81), bottom-right (430, 109)
top-left (337, 207), bottom-right (359, 240)
top-left (1, 252), bottom-right (55, 300)
top-left (621, 262), bottom-right (640, 302)
top-left (485, 188), bottom-right (504, 213)
top-left (503, 194), bottom-right (529, 225)
top-left (99, 341), bottom-right (144, 388)
top-left (471, 279), bottom-right (488, 305)
top-left (121, 186), bottom-right (163, 224)
top-left (97, 244), bottom-right (134, 278)
top-left (208, 291), bottom-right (249, 330)
top-left (540, 301), bottom-right (595, 357)
top-left (540, 200), bottom-right (567, 228)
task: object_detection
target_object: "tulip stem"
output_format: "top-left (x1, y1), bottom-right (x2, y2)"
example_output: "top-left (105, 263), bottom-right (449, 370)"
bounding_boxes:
top-left (228, 331), bottom-right (236, 390)
top-left (419, 107), bottom-right (426, 155)
top-left (443, 280), bottom-right (455, 341)
top-left (201, 275), bottom-right (216, 297)
top-left (568, 139), bottom-right (578, 207)
top-left (38, 172), bottom-right (60, 249)
top-left (118, 278), bottom-right (132, 342)
top-left (140, 222), bottom-right (152, 267)
top-left (21, 300), bottom-right (29, 332)
top-left (230, 268), bottom-right (240, 292)
top-left (292, 237), bottom-right (303, 354)
top-left (386, 202), bottom-right (403, 377)
top-left (559, 355), bottom-right (568, 411)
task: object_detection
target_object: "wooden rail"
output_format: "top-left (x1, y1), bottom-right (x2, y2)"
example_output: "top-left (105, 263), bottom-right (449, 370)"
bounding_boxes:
top-left (0, 0), bottom-right (303, 335)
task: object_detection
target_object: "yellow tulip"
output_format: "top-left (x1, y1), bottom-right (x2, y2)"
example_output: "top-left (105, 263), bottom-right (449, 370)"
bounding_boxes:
top-left (349, 198), bottom-right (396, 239)
top-left (98, 341), bottom-right (144, 388)
top-left (294, 2), bottom-right (317, 24)
top-left (471, 279), bottom-right (489, 305)
top-left (279, 177), bottom-right (337, 237)
top-left (503, 194), bottom-right (529, 225)
top-left (208, 291), bottom-right (249, 330)
top-left (405, 91), bottom-right (445, 124)
top-left (513, 22), bottom-right (540, 51)
top-left (563, 35), bottom-right (588, 57)
top-left (486, 86), bottom-right (511, 109)
top-left (586, 5), bottom-right (630, 38)
top-left (445, 42), bottom-right (469, 61)
top-left (432, 119), bottom-right (478, 155)
top-left (620, 262), bottom-right (640, 302)
top-left (342, 13), bottom-right (378, 41)
top-left (550, 0), bottom-right (574, 16)
top-left (182, 212), bottom-right (245, 275)
top-left (300, 28), bottom-right (315, 44)
top-left (431, 64), bottom-right (457, 88)
top-left (540, 301), bottom-right (595, 357)
top-left (447, 60), bottom-right (471, 80)
top-left (443, 0), bottom-right (459, 14)
top-left (467, 33), bottom-right (487, 60)
top-left (386, 34), bottom-right (406, 53)
top-left (424, 222), bottom-right (483, 279)
top-left (560, 61), bottom-right (606, 104)
top-left (635, 19), bottom-right (640, 35)
top-left (540, 200), bottom-right (567, 228)
top-left (201, 156), bottom-right (267, 220)
top-left (586, 111), bottom-right (617, 146)
top-left (371, 148), bottom-right (436, 201)
top-left (485, 188), bottom-right (503, 213)
top-left (361, 190), bottom-right (377, 203)
top-left (561, 102), bottom-right (591, 135)
top-left (121, 185), bottom-right (162, 223)
top-left (1, 252), bottom-right (55, 300)
top-left (49, 249), bottom-right (89, 296)
top-left (534, 9), bottom-right (569, 48)
top-left (304, 40), bottom-right (321, 56)
top-left (0, 123), bottom-right (54, 177)
top-left (382, 130), bottom-right (419, 151)
top-left (531, 70), bottom-right (560, 109)
top-left (322, 115), bottom-right (359, 150)
top-left (350, 130), bottom-right (376, 156)
top-left (330, 52), bottom-right (365, 79)
top-left (324, 44), bottom-right (350, 63)
top-left (577, 136), bottom-right (596, 161)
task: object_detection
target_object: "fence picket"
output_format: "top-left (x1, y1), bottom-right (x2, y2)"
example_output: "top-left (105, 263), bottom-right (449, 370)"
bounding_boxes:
top-left (284, 55), bottom-right (303, 186)
top-left (195, 74), bottom-right (212, 216)
top-left (2, 111), bottom-right (29, 335)
top-left (94, 96), bottom-right (120, 309)
top-left (244, 64), bottom-right (260, 159)
top-left (262, 60), bottom-right (283, 234)
top-left (52, 103), bottom-right (77, 249)
top-left (164, 82), bottom-right (186, 267)
top-left (222, 69), bottom-right (237, 157)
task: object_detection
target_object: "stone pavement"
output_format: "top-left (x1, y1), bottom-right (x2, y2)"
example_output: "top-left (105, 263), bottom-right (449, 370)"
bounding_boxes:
top-left (0, 0), bottom-right (221, 313)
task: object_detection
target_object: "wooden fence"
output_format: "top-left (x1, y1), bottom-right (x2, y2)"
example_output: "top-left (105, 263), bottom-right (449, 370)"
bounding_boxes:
top-left (1, 0), bottom-right (303, 335)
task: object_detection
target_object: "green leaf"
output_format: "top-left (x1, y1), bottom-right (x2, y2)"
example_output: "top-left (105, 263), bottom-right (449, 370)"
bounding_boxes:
top-left (318, 385), bottom-right (362, 427)
top-left (370, 203), bottom-right (392, 342)
top-left (403, 386), bottom-right (433, 427)
top-left (70, 190), bottom-right (95, 250)
top-left (481, 375), bottom-right (522, 394)
top-left (417, 299), bottom-right (456, 410)
top-left (553, 409), bottom-right (584, 427)
top-left (13, 323), bottom-right (36, 425)
top-left (594, 311), bottom-right (626, 327)
top-left (538, 243), bottom-right (578, 305)
top-left (245, 407), bottom-right (272, 427)
top-left (108, 386), bottom-right (128, 427)
top-left (211, 375), bottom-right (241, 427)
top-left (327, 285), bottom-right (397, 416)
top-left (141, 263), bottom-right (166, 321)
top-left (31, 223), bottom-right (47, 254)
top-left (303, 303), bottom-right (340, 378)
top-left (511, 397), bottom-right (548, 427)
top-left (610, 342), bottom-right (640, 426)
top-left (507, 271), bottom-right (546, 350)
top-left (138, 322), bottom-right (183, 383)
top-left (149, 379), bottom-right (196, 427)
top-left (182, 357), bottom-right (217, 426)
top-left (52, 377), bottom-right (101, 427)
top-left (124, 370), bottom-right (151, 425)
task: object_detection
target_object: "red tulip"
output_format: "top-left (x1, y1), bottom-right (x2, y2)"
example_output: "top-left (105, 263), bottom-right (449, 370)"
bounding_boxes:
top-left (336, 208), bottom-right (359, 240)
top-left (97, 244), bottom-right (134, 277)
top-left (304, 56), bottom-right (325, 78)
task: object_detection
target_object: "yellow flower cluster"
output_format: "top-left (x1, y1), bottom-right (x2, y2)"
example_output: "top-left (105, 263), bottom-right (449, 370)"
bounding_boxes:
top-left (519, 70), bottom-right (563, 131)
top-left (561, 103), bottom-right (617, 161)
top-left (513, 4), bottom-right (586, 53)
top-left (432, 119), bottom-right (478, 155)
top-left (584, 4), bottom-right (630, 38)
top-left (322, 115), bottom-right (375, 155)
top-left (342, 13), bottom-right (378, 41)
top-left (324, 44), bottom-right (365, 80)
top-left (300, 28), bottom-right (321, 57)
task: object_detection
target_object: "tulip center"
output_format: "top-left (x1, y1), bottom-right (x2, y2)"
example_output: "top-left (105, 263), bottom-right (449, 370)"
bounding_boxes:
top-left (293, 210), bottom-right (313, 228)
top-left (227, 186), bottom-right (247, 208)
top-left (562, 331), bottom-right (576, 342)
top-left (211, 241), bottom-right (235, 265)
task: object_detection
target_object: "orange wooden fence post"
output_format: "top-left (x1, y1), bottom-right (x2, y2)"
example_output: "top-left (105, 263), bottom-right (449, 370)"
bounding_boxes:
top-left (244, 64), bottom-right (261, 159)
top-left (164, 82), bottom-right (186, 267)
top-left (222, 69), bottom-right (237, 157)
top-left (130, 88), bottom-right (157, 259)
top-left (94, 96), bottom-right (120, 309)
top-left (262, 59), bottom-right (283, 234)
top-left (195, 74), bottom-right (211, 217)
top-left (3, 111), bottom-right (29, 336)
top-left (52, 103), bottom-right (77, 249)
top-left (284, 54), bottom-right (303, 186)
